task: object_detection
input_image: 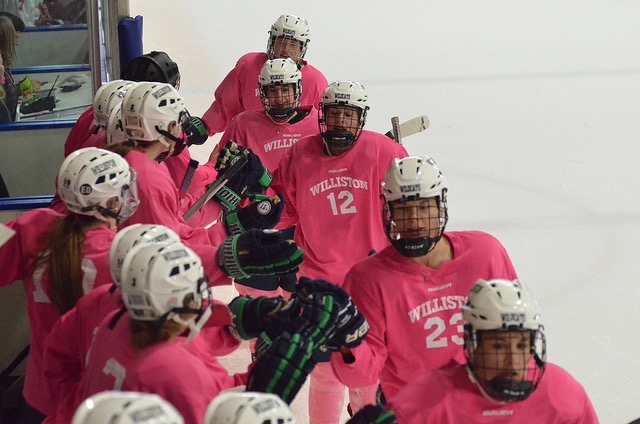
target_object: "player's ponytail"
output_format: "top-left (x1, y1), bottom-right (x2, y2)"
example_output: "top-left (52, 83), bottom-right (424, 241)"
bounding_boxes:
top-left (45, 214), bottom-right (91, 314)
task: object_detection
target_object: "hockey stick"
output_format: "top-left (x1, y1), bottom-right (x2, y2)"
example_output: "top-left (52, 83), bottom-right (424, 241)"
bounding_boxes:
top-left (384, 115), bottom-right (430, 141)
top-left (179, 159), bottom-right (199, 194)
top-left (183, 155), bottom-right (248, 221)
top-left (391, 116), bottom-right (402, 144)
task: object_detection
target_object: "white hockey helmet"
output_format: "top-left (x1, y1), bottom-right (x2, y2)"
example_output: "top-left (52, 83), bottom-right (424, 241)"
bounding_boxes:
top-left (463, 279), bottom-right (546, 402)
top-left (121, 82), bottom-right (189, 157)
top-left (105, 105), bottom-right (128, 146)
top-left (267, 14), bottom-right (310, 63)
top-left (93, 80), bottom-right (136, 128)
top-left (120, 241), bottom-right (208, 320)
top-left (258, 58), bottom-right (302, 120)
top-left (109, 224), bottom-right (180, 286)
top-left (57, 147), bottom-right (139, 223)
top-left (72, 391), bottom-right (184, 424)
top-left (319, 81), bottom-right (369, 149)
top-left (382, 155), bottom-right (448, 257)
top-left (204, 391), bottom-right (295, 424)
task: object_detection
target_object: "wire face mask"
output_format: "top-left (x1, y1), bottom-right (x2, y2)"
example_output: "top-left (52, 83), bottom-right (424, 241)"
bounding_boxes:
top-left (384, 195), bottom-right (448, 257)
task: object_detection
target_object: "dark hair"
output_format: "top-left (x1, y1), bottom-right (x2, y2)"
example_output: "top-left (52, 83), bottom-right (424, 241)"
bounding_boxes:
top-left (0, 12), bottom-right (25, 32)
top-left (121, 51), bottom-right (180, 87)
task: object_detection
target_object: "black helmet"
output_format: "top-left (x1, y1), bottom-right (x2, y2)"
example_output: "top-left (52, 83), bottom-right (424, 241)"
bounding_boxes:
top-left (121, 51), bottom-right (180, 87)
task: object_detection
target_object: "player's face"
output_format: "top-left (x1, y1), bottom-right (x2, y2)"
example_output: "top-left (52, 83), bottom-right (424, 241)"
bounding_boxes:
top-left (265, 84), bottom-right (296, 109)
top-left (324, 105), bottom-right (361, 138)
top-left (390, 198), bottom-right (442, 239)
top-left (272, 36), bottom-right (303, 62)
top-left (474, 330), bottom-right (533, 383)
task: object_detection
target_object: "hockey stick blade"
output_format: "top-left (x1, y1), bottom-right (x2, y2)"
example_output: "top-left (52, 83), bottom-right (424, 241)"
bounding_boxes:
top-left (183, 155), bottom-right (248, 221)
top-left (385, 115), bottom-right (430, 140)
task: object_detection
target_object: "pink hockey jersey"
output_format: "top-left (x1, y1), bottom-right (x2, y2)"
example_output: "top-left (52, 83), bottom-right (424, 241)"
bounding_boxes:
top-left (0, 208), bottom-right (115, 416)
top-left (218, 105), bottom-right (319, 173)
top-left (63, 107), bottom-right (95, 157)
top-left (202, 52), bottom-right (327, 135)
top-left (271, 131), bottom-right (408, 285)
top-left (71, 311), bottom-right (246, 424)
top-left (389, 363), bottom-right (599, 423)
top-left (164, 147), bottom-right (217, 196)
top-left (43, 286), bottom-right (240, 423)
top-left (331, 233), bottom-right (518, 399)
top-left (120, 149), bottom-right (231, 285)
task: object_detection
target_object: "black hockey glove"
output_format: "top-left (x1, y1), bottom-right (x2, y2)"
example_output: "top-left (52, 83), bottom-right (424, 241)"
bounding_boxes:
top-left (227, 295), bottom-right (300, 340)
top-left (223, 194), bottom-right (284, 235)
top-left (254, 286), bottom-right (341, 361)
top-left (216, 141), bottom-right (272, 194)
top-left (247, 331), bottom-right (316, 404)
top-left (346, 405), bottom-right (397, 424)
top-left (217, 227), bottom-right (303, 280)
top-left (296, 277), bottom-right (369, 352)
top-left (182, 115), bottom-right (209, 146)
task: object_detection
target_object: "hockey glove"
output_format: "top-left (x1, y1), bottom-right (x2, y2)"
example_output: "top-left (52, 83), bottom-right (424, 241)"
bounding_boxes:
top-left (182, 115), bottom-right (209, 146)
top-left (297, 277), bottom-right (369, 351)
top-left (247, 331), bottom-right (316, 404)
top-left (346, 405), bottom-right (397, 424)
top-left (227, 295), bottom-right (300, 340)
top-left (216, 141), bottom-right (272, 194)
top-left (223, 194), bottom-right (284, 235)
top-left (254, 287), bottom-right (341, 361)
top-left (217, 227), bottom-right (303, 280)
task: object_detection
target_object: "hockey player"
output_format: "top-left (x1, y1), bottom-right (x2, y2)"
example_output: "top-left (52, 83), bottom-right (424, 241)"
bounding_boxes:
top-left (218, 57), bottom-right (319, 173)
top-left (0, 147), bottom-right (139, 422)
top-left (331, 155), bottom-right (519, 405)
top-left (42, 224), bottom-right (251, 424)
top-left (269, 80), bottom-right (408, 423)
top-left (201, 14), bottom-right (327, 136)
top-left (71, 242), bottom-right (345, 424)
top-left (387, 279), bottom-right (599, 423)
top-left (107, 81), bottom-right (301, 285)
top-left (63, 79), bottom-right (136, 157)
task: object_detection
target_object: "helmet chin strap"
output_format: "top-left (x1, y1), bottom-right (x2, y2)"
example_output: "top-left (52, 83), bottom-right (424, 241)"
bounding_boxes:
top-left (465, 365), bottom-right (508, 405)
top-left (169, 305), bottom-right (212, 346)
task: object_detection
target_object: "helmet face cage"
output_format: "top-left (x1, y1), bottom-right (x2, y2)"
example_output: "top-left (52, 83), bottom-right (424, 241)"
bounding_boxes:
top-left (267, 14), bottom-right (310, 63)
top-left (319, 81), bottom-right (369, 149)
top-left (465, 328), bottom-right (546, 402)
top-left (382, 155), bottom-right (448, 256)
top-left (258, 58), bottom-right (302, 120)
top-left (57, 147), bottom-right (139, 223)
top-left (462, 279), bottom-right (547, 402)
top-left (383, 193), bottom-right (448, 257)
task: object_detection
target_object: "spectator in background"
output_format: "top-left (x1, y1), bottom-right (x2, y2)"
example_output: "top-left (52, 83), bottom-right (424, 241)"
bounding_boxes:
top-left (0, 15), bottom-right (18, 121)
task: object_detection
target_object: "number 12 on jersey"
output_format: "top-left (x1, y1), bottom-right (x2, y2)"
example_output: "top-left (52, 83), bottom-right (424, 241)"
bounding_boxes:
top-left (327, 191), bottom-right (356, 215)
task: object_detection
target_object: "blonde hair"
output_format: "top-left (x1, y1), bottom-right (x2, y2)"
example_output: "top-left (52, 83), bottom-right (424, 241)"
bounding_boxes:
top-left (0, 16), bottom-right (16, 69)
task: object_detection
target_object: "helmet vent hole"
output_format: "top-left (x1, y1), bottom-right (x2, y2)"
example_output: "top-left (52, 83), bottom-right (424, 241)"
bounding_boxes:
top-left (95, 175), bottom-right (106, 184)
top-left (169, 266), bottom-right (180, 277)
